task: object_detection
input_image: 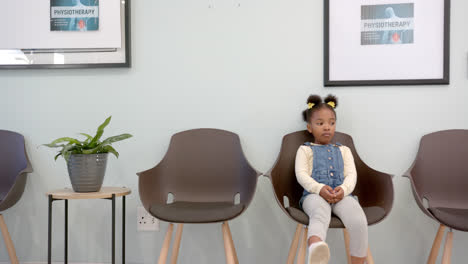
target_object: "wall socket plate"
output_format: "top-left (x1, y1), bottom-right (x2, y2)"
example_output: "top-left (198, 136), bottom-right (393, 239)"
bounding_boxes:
top-left (137, 206), bottom-right (159, 231)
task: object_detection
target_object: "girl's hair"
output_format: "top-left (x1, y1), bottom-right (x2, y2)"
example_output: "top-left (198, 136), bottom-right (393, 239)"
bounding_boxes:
top-left (302, 94), bottom-right (338, 122)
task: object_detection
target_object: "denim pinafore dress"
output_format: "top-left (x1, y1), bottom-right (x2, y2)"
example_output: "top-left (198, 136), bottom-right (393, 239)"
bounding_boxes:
top-left (299, 142), bottom-right (345, 208)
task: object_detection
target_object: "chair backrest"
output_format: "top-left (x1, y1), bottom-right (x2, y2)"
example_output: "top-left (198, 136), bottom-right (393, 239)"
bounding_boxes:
top-left (0, 130), bottom-right (30, 200)
top-left (269, 130), bottom-right (374, 209)
top-left (138, 129), bottom-right (259, 207)
top-left (410, 129), bottom-right (468, 201)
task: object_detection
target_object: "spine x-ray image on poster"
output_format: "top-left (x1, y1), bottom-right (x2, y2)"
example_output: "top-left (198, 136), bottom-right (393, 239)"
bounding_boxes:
top-left (50, 0), bottom-right (99, 31)
top-left (361, 3), bottom-right (414, 45)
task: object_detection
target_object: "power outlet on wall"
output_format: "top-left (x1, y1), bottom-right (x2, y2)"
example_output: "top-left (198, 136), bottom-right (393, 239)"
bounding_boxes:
top-left (137, 206), bottom-right (159, 231)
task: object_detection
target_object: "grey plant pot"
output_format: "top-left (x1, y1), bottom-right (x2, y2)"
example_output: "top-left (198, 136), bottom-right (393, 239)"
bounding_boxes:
top-left (67, 153), bottom-right (108, 192)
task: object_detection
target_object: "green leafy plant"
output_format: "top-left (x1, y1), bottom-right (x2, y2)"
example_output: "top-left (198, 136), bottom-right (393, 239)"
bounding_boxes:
top-left (44, 116), bottom-right (132, 162)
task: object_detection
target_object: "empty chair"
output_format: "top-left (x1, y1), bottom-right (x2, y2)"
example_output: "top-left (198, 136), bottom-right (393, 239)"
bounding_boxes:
top-left (265, 130), bottom-right (393, 264)
top-left (404, 129), bottom-right (468, 264)
top-left (137, 128), bottom-right (260, 264)
top-left (0, 130), bottom-right (33, 264)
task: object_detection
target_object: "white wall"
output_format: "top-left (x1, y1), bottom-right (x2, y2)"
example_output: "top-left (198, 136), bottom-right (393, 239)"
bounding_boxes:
top-left (1, 0), bottom-right (467, 263)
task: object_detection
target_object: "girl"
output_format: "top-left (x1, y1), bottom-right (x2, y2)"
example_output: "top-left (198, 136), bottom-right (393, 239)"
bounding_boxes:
top-left (295, 95), bottom-right (368, 264)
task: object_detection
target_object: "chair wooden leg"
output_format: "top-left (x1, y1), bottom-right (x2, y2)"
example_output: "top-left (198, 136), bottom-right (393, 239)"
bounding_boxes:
top-left (158, 223), bottom-right (174, 264)
top-left (343, 228), bottom-right (352, 264)
top-left (427, 224), bottom-right (446, 264)
top-left (222, 222), bottom-right (236, 264)
top-left (441, 230), bottom-right (453, 264)
top-left (170, 224), bottom-right (184, 264)
top-left (0, 214), bottom-right (19, 264)
top-left (366, 246), bottom-right (375, 264)
top-left (297, 226), bottom-right (308, 264)
top-left (223, 221), bottom-right (239, 264)
top-left (287, 224), bottom-right (303, 264)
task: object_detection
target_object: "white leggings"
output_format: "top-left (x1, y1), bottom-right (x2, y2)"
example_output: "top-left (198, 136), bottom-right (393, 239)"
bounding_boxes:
top-left (302, 194), bottom-right (368, 258)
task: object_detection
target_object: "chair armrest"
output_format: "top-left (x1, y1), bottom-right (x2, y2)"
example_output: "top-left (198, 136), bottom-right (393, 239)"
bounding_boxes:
top-left (136, 167), bottom-right (153, 177)
top-left (366, 169), bottom-right (394, 216)
top-left (0, 173), bottom-right (28, 212)
top-left (403, 172), bottom-right (434, 219)
top-left (402, 160), bottom-right (416, 179)
top-left (263, 172), bottom-right (294, 213)
top-left (264, 154), bottom-right (279, 179)
top-left (136, 165), bottom-right (167, 210)
top-left (23, 144), bottom-right (33, 174)
top-left (254, 169), bottom-right (263, 178)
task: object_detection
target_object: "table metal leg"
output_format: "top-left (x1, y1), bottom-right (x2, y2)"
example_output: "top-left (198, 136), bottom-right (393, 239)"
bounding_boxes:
top-left (48, 195), bottom-right (52, 264)
top-left (65, 199), bottom-right (68, 264)
top-left (48, 192), bottom-right (128, 264)
top-left (122, 195), bottom-right (126, 264)
top-left (112, 194), bottom-right (116, 264)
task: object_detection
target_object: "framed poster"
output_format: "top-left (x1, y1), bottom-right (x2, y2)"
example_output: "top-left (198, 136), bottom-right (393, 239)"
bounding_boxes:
top-left (0, 0), bottom-right (131, 69)
top-left (324, 0), bottom-right (450, 86)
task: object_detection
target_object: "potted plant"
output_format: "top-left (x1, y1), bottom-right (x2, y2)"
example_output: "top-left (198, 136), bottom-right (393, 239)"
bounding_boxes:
top-left (44, 116), bottom-right (132, 192)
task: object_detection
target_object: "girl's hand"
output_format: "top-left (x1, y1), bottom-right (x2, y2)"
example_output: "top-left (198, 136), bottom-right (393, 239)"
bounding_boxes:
top-left (319, 185), bottom-right (335, 203)
top-left (332, 187), bottom-right (344, 203)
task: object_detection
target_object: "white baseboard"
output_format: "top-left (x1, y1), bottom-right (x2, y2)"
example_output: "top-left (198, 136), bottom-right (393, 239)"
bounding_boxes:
top-left (1, 261), bottom-right (142, 264)
top-left (0, 262), bottom-right (107, 264)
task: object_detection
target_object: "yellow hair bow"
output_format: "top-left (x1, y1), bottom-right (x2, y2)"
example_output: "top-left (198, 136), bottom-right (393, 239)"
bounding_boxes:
top-left (307, 103), bottom-right (314, 109)
top-left (327, 101), bottom-right (336, 108)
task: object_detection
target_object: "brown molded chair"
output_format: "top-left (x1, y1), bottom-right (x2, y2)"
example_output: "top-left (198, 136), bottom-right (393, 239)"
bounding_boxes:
top-left (137, 128), bottom-right (261, 264)
top-left (0, 130), bottom-right (33, 264)
top-left (404, 129), bottom-right (468, 264)
top-left (265, 130), bottom-right (393, 264)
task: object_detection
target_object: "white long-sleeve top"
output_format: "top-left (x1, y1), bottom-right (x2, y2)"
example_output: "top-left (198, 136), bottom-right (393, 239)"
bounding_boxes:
top-left (295, 143), bottom-right (357, 196)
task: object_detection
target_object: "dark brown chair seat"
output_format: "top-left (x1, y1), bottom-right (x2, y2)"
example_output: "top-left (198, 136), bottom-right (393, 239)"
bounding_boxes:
top-left (429, 207), bottom-right (468, 232)
top-left (286, 206), bottom-right (387, 227)
top-left (150, 201), bottom-right (245, 223)
top-left (265, 130), bottom-right (393, 264)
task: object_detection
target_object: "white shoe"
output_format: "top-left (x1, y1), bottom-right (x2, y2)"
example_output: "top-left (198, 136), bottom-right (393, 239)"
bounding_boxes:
top-left (308, 241), bottom-right (330, 264)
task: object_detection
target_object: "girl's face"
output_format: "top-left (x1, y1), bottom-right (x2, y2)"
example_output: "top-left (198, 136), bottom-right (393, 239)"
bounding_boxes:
top-left (307, 108), bottom-right (336, 145)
